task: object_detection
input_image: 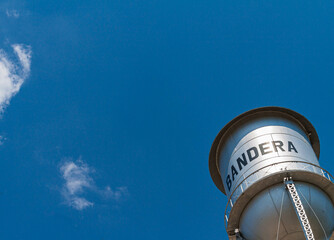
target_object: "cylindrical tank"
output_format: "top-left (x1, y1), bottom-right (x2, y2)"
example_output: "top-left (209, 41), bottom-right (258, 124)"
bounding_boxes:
top-left (209, 107), bottom-right (334, 240)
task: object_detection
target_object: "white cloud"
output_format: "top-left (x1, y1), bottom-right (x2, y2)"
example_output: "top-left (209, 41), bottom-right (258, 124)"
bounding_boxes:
top-left (12, 44), bottom-right (31, 74)
top-left (59, 159), bottom-right (128, 210)
top-left (0, 44), bottom-right (31, 113)
top-left (103, 186), bottom-right (129, 201)
top-left (60, 160), bottom-right (94, 210)
top-left (6, 9), bottom-right (20, 18)
top-left (69, 197), bottom-right (93, 210)
top-left (0, 136), bottom-right (6, 145)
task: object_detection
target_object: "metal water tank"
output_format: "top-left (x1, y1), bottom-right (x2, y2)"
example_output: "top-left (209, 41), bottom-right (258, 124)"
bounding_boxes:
top-left (209, 107), bottom-right (334, 240)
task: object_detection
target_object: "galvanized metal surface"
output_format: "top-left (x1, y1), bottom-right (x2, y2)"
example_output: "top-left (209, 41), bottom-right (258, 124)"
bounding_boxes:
top-left (284, 178), bottom-right (315, 240)
top-left (224, 161), bottom-right (334, 225)
top-left (224, 161), bottom-right (334, 238)
top-left (238, 181), bottom-right (334, 240)
top-left (209, 107), bottom-right (334, 240)
top-left (209, 107), bottom-right (320, 195)
top-left (221, 125), bottom-right (319, 198)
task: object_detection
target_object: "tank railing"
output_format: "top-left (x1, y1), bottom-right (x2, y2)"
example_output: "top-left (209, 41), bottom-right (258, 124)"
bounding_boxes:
top-left (224, 161), bottom-right (334, 229)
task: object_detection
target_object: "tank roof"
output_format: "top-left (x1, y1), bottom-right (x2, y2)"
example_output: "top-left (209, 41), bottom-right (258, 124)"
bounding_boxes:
top-left (209, 106), bottom-right (320, 195)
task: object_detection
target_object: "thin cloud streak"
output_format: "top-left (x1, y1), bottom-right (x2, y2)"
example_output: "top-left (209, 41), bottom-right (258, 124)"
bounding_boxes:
top-left (59, 159), bottom-right (128, 210)
top-left (0, 44), bottom-right (31, 113)
top-left (103, 186), bottom-right (129, 201)
top-left (12, 44), bottom-right (31, 75)
top-left (6, 9), bottom-right (20, 18)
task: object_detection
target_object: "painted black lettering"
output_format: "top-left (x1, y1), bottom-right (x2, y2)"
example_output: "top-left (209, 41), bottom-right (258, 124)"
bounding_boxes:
top-left (226, 175), bottom-right (232, 191)
top-left (236, 153), bottom-right (248, 171)
top-left (259, 142), bottom-right (273, 155)
top-left (247, 147), bottom-right (259, 161)
top-left (272, 140), bottom-right (285, 152)
top-left (288, 141), bottom-right (298, 153)
top-left (231, 165), bottom-right (238, 181)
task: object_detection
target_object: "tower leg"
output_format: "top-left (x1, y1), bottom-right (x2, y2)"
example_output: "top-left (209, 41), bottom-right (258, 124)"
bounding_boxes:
top-left (284, 177), bottom-right (315, 240)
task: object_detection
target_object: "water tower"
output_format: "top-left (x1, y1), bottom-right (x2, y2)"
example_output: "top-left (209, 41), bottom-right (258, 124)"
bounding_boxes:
top-left (209, 107), bottom-right (334, 240)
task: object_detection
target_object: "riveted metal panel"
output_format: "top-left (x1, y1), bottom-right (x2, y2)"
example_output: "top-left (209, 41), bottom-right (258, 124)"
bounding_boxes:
top-left (209, 107), bottom-right (320, 195)
top-left (221, 126), bottom-right (319, 198)
top-left (208, 107), bottom-right (334, 239)
top-left (239, 182), bottom-right (334, 240)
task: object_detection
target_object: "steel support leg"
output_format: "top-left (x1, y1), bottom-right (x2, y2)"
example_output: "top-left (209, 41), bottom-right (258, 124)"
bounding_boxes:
top-left (284, 177), bottom-right (315, 240)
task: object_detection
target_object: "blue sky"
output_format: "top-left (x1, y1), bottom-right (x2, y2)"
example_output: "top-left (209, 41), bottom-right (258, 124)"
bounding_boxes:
top-left (0, 1), bottom-right (333, 239)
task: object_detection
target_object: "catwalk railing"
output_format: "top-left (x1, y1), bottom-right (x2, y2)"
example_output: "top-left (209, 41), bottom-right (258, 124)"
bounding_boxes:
top-left (224, 160), bottom-right (334, 229)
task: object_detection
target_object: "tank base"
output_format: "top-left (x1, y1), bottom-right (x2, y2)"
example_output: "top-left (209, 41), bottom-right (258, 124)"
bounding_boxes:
top-left (238, 182), bottom-right (334, 240)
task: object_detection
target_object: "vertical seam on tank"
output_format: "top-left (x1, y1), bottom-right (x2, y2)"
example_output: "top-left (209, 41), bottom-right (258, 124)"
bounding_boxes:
top-left (309, 183), bottom-right (311, 205)
top-left (270, 133), bottom-right (289, 235)
top-left (268, 186), bottom-right (289, 234)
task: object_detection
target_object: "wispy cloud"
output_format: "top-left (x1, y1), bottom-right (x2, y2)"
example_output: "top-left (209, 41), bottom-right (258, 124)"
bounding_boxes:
top-left (0, 44), bottom-right (31, 113)
top-left (12, 44), bottom-right (31, 74)
top-left (59, 159), bottom-right (128, 210)
top-left (0, 136), bottom-right (6, 145)
top-left (102, 186), bottom-right (129, 201)
top-left (6, 9), bottom-right (20, 18)
top-left (60, 160), bottom-right (94, 210)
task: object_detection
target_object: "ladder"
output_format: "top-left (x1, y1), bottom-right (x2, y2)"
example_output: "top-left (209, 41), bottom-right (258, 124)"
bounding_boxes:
top-left (284, 178), bottom-right (315, 240)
